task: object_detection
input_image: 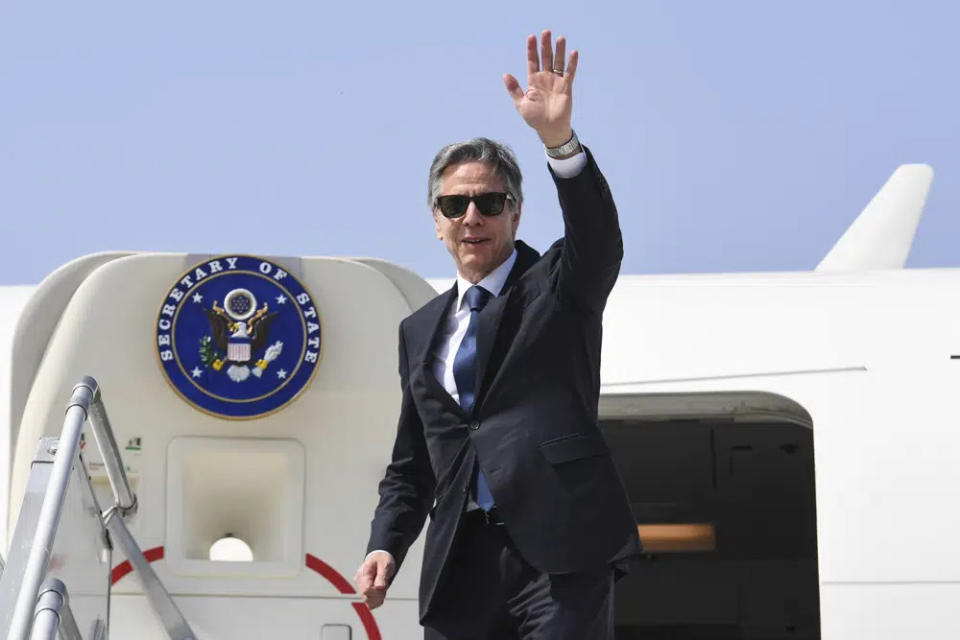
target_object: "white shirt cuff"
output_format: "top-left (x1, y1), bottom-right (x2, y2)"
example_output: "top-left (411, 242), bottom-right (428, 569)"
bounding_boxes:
top-left (365, 549), bottom-right (395, 564)
top-left (546, 149), bottom-right (587, 178)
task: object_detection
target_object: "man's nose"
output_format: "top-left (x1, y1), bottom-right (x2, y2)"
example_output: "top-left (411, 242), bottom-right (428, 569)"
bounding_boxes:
top-left (462, 202), bottom-right (484, 225)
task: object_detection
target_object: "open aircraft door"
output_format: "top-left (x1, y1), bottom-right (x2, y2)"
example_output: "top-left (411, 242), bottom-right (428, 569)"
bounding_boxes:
top-left (600, 391), bottom-right (820, 639)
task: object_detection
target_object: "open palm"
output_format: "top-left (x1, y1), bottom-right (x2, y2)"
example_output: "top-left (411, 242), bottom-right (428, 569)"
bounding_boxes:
top-left (504, 31), bottom-right (579, 147)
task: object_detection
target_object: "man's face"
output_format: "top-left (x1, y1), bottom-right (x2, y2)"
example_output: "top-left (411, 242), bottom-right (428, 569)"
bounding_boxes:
top-left (433, 161), bottom-right (521, 284)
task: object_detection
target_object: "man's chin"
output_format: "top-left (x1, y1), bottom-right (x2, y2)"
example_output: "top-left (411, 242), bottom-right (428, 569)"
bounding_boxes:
top-left (458, 256), bottom-right (494, 281)
top-left (458, 244), bottom-right (513, 279)
top-left (459, 253), bottom-right (488, 268)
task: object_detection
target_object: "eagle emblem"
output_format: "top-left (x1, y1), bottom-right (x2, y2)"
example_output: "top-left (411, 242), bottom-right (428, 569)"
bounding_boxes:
top-left (155, 255), bottom-right (322, 419)
top-left (201, 288), bottom-right (283, 382)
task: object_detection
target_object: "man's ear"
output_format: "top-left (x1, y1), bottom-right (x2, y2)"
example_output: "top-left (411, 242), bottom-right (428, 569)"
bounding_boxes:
top-left (511, 203), bottom-right (522, 235)
top-left (433, 212), bottom-right (443, 240)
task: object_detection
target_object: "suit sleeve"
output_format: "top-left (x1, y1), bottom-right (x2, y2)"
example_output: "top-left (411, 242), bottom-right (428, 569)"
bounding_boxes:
top-left (550, 146), bottom-right (624, 314)
top-left (365, 322), bottom-right (436, 571)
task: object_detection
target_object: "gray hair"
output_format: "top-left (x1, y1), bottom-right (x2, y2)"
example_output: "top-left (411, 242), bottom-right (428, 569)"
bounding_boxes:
top-left (427, 137), bottom-right (524, 210)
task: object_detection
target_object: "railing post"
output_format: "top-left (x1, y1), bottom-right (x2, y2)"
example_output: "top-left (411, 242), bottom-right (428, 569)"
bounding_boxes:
top-left (29, 579), bottom-right (81, 640)
top-left (4, 383), bottom-right (91, 640)
top-left (103, 508), bottom-right (195, 640)
top-left (2, 376), bottom-right (164, 640)
top-left (26, 584), bottom-right (60, 640)
top-left (79, 376), bottom-right (138, 515)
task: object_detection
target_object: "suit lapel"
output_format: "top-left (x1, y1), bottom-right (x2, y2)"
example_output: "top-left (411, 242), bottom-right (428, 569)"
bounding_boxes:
top-left (411, 284), bottom-right (467, 418)
top-left (472, 241), bottom-right (540, 409)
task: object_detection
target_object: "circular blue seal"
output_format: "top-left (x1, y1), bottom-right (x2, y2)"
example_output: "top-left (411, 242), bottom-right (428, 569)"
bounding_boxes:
top-left (155, 255), bottom-right (321, 419)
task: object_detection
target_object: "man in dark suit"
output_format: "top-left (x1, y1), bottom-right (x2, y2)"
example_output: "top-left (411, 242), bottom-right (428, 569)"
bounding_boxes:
top-left (355, 30), bottom-right (640, 639)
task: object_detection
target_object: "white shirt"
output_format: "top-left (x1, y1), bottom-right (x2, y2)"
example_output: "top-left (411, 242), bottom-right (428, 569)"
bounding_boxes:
top-left (365, 149), bottom-right (586, 566)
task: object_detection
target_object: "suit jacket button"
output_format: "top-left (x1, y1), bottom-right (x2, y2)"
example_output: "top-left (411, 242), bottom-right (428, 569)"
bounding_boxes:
top-left (469, 421), bottom-right (480, 430)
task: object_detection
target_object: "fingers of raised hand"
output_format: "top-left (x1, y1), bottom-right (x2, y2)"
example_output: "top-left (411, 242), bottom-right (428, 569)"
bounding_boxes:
top-left (526, 34), bottom-right (539, 77)
top-left (503, 73), bottom-right (524, 104)
top-left (540, 30), bottom-right (554, 74)
top-left (526, 31), bottom-right (576, 84)
top-left (565, 49), bottom-right (579, 83)
top-left (554, 36), bottom-right (566, 73)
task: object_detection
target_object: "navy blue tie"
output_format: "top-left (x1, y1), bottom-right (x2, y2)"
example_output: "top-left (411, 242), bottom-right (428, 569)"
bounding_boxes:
top-left (453, 285), bottom-right (495, 510)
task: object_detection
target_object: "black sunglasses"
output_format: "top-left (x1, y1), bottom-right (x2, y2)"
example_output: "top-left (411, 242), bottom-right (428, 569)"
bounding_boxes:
top-left (435, 192), bottom-right (514, 219)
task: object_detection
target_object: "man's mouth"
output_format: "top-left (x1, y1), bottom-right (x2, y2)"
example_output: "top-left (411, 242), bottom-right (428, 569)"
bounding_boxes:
top-left (462, 238), bottom-right (488, 246)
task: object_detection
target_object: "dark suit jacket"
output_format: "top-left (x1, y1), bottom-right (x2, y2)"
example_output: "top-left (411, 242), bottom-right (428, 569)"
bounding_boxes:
top-left (367, 149), bottom-right (641, 622)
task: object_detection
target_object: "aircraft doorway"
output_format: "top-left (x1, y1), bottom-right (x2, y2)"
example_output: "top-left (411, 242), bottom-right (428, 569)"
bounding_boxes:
top-left (601, 405), bottom-right (820, 639)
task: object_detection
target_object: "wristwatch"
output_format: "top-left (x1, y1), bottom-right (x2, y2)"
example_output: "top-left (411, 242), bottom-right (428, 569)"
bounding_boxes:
top-left (545, 130), bottom-right (582, 159)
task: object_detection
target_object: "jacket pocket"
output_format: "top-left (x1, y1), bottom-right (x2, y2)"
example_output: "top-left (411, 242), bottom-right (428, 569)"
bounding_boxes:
top-left (539, 431), bottom-right (608, 464)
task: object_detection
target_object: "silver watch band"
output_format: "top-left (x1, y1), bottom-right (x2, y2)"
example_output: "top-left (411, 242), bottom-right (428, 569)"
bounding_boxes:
top-left (544, 130), bottom-right (581, 159)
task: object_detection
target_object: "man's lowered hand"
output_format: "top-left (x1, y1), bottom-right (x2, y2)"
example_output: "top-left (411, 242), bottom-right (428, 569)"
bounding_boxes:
top-left (354, 551), bottom-right (396, 609)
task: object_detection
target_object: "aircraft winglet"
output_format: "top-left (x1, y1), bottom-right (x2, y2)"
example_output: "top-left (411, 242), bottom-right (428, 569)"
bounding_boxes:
top-left (816, 164), bottom-right (933, 271)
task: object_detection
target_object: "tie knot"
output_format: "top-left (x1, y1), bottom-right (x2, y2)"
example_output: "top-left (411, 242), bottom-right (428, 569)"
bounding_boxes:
top-left (464, 285), bottom-right (492, 312)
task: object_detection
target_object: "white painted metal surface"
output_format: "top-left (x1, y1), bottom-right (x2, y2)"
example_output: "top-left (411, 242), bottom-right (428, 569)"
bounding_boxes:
top-left (817, 164), bottom-right (933, 271)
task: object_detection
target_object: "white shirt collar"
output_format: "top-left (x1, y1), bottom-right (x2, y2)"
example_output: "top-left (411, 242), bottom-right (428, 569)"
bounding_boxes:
top-left (455, 248), bottom-right (518, 311)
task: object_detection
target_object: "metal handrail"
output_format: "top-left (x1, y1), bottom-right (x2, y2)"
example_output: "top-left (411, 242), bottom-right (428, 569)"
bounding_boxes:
top-left (5, 384), bottom-right (92, 640)
top-left (29, 579), bottom-right (81, 640)
top-left (4, 376), bottom-right (141, 640)
top-left (79, 376), bottom-right (137, 515)
top-left (102, 508), bottom-right (195, 640)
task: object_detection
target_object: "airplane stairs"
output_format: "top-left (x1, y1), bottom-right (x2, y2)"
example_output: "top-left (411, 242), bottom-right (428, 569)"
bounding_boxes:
top-left (0, 377), bottom-right (194, 640)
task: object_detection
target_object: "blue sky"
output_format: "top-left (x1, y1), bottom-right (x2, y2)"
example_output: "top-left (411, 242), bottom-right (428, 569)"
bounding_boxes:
top-left (1, 0), bottom-right (958, 284)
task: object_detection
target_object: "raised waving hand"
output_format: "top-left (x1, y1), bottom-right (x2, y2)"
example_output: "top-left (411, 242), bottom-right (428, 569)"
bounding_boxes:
top-left (504, 30), bottom-right (578, 148)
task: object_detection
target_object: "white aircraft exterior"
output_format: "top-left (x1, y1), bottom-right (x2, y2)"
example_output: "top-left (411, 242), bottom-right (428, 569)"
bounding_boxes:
top-left (0, 163), bottom-right (956, 639)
